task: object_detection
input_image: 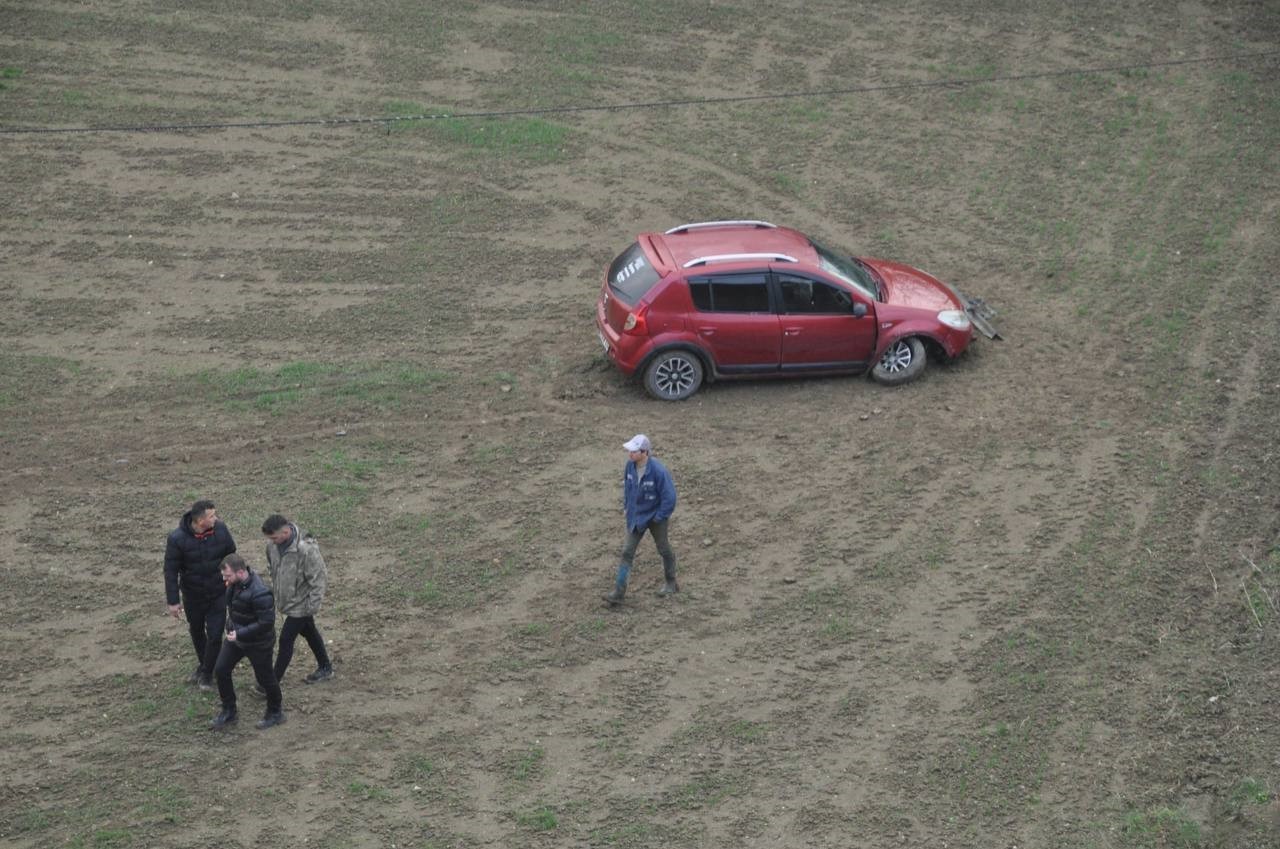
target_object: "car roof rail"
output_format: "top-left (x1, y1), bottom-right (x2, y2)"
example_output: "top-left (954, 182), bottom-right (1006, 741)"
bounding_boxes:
top-left (664, 220), bottom-right (777, 235)
top-left (682, 252), bottom-right (797, 268)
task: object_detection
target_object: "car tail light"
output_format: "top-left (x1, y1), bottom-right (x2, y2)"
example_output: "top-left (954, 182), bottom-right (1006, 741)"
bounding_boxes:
top-left (622, 309), bottom-right (647, 335)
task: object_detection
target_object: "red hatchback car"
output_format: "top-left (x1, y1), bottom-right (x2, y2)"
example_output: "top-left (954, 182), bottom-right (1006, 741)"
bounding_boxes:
top-left (595, 220), bottom-right (998, 400)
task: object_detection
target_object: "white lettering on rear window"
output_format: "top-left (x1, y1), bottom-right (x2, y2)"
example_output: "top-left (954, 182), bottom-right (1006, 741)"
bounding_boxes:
top-left (615, 256), bottom-right (646, 285)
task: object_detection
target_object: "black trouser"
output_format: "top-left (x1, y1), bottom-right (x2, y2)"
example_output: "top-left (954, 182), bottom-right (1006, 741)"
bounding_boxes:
top-left (275, 615), bottom-right (331, 680)
top-left (184, 591), bottom-right (227, 675)
top-left (214, 638), bottom-right (281, 713)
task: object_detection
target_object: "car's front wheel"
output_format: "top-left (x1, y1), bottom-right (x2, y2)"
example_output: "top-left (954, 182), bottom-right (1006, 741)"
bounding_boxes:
top-left (870, 337), bottom-right (926, 385)
top-left (644, 350), bottom-right (704, 400)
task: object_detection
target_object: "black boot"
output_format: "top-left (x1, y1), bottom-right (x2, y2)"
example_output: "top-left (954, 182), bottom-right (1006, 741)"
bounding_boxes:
top-left (209, 707), bottom-right (238, 730)
top-left (657, 562), bottom-right (679, 595)
top-left (304, 665), bottom-right (334, 684)
top-left (197, 670), bottom-right (215, 692)
top-left (256, 709), bottom-right (286, 730)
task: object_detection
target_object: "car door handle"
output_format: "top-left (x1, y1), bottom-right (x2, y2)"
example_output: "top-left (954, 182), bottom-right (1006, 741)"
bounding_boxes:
top-left (697, 327), bottom-right (716, 336)
top-left (783, 327), bottom-right (802, 336)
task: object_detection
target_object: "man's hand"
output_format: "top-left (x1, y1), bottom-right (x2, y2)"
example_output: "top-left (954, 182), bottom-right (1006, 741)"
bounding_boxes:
top-left (167, 603), bottom-right (182, 619)
top-left (226, 630), bottom-right (238, 643)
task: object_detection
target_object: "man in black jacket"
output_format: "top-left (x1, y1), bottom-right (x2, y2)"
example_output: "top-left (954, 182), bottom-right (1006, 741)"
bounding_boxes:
top-left (164, 499), bottom-right (236, 690)
top-left (209, 554), bottom-right (285, 730)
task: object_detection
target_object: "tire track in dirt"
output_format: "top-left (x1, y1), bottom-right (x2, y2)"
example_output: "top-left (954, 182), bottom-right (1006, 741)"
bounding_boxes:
top-left (338, 380), bottom-right (1143, 842)
top-left (1180, 221), bottom-right (1279, 560)
top-left (1084, 211), bottom-right (1280, 836)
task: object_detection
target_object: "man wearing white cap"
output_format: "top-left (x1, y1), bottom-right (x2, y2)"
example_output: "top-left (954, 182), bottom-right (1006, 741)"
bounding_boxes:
top-left (604, 433), bottom-right (679, 605)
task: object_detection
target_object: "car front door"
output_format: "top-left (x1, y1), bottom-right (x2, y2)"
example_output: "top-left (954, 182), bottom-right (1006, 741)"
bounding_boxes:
top-left (773, 272), bottom-right (877, 370)
top-left (686, 272), bottom-right (780, 373)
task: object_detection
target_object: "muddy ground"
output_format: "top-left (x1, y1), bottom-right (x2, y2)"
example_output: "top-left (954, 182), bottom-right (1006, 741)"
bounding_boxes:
top-left (1, 1), bottom-right (1278, 847)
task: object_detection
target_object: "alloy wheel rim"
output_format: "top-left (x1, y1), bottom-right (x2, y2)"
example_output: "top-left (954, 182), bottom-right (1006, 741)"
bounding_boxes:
top-left (656, 357), bottom-right (696, 396)
top-left (881, 342), bottom-right (912, 372)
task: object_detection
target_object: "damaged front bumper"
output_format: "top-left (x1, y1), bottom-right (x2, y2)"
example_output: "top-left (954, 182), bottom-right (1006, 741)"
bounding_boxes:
top-left (960, 292), bottom-right (1001, 340)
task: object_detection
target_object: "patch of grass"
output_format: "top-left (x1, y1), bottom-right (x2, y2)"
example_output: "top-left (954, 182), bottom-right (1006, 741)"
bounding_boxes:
top-left (392, 752), bottom-right (458, 804)
top-left (347, 780), bottom-right (393, 802)
top-left (403, 578), bottom-right (443, 606)
top-left (665, 771), bottom-right (747, 810)
top-left (483, 370), bottom-right (518, 394)
top-left (725, 720), bottom-right (767, 743)
top-left (769, 172), bottom-right (806, 196)
top-left (384, 101), bottom-right (570, 163)
top-left (127, 698), bottom-right (160, 720)
top-left (548, 27), bottom-right (625, 66)
top-left (190, 360), bottom-right (449, 415)
top-left (590, 821), bottom-right (656, 846)
top-left (940, 716), bottom-right (1053, 813)
top-left (138, 785), bottom-right (187, 824)
top-left (819, 616), bottom-right (855, 641)
top-left (322, 447), bottom-right (381, 480)
top-left (280, 444), bottom-right (401, 538)
top-left (16, 808), bottom-right (51, 833)
top-left (467, 441), bottom-right (514, 467)
top-left (507, 746), bottom-right (545, 782)
top-left (1228, 777), bottom-right (1270, 812)
top-left (0, 353), bottom-right (84, 410)
top-left (672, 715), bottom-right (769, 748)
top-left (403, 754), bottom-right (436, 781)
top-left (1242, 581), bottom-right (1271, 628)
top-left (1120, 806), bottom-right (1201, 848)
top-left (516, 805), bottom-right (557, 831)
top-left (948, 83), bottom-right (998, 114)
top-left (80, 828), bottom-right (133, 848)
top-left (382, 510), bottom-right (528, 611)
top-left (516, 621), bottom-right (549, 637)
top-left (577, 617), bottom-right (607, 636)
top-left (439, 116), bottom-right (569, 162)
top-left (123, 630), bottom-right (170, 662)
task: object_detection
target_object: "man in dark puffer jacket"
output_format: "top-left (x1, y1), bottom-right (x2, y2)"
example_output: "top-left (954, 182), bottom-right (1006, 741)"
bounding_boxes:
top-left (209, 554), bottom-right (285, 730)
top-left (164, 499), bottom-right (236, 690)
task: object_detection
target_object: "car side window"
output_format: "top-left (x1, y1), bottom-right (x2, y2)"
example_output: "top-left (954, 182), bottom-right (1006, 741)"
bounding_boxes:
top-left (687, 273), bottom-right (770, 313)
top-left (777, 273), bottom-right (854, 314)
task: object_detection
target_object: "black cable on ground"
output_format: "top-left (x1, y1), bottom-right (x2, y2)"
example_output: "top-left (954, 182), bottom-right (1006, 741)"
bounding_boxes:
top-left (0, 50), bottom-right (1276, 137)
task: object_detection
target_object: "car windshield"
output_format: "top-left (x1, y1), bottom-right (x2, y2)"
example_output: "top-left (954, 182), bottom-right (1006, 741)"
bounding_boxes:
top-left (810, 238), bottom-right (878, 300)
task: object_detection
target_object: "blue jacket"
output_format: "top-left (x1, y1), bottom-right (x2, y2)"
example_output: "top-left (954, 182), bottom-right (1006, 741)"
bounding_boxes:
top-left (623, 456), bottom-right (677, 532)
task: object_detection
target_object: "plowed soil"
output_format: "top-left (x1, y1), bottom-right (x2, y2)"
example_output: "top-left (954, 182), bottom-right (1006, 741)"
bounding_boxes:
top-left (2, 2), bottom-right (1278, 848)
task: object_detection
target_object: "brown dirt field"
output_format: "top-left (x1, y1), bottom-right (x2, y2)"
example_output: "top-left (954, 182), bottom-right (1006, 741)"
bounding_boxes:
top-left (1, 2), bottom-right (1278, 848)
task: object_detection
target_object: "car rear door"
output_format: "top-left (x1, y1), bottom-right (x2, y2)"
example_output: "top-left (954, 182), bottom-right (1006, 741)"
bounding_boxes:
top-left (773, 272), bottom-right (876, 370)
top-left (686, 272), bottom-right (780, 373)
top-left (602, 240), bottom-right (663, 332)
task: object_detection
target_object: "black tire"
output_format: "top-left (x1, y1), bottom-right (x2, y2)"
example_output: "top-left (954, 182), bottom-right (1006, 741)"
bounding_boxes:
top-left (870, 337), bottom-right (927, 386)
top-left (643, 350), bottom-right (704, 400)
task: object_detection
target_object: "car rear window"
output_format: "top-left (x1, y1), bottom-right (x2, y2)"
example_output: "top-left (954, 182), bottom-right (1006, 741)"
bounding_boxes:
top-left (607, 242), bottom-right (662, 301)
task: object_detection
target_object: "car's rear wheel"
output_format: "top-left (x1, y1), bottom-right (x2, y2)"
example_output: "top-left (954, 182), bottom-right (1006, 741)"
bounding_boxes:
top-left (870, 337), bottom-right (926, 385)
top-left (644, 350), bottom-right (704, 401)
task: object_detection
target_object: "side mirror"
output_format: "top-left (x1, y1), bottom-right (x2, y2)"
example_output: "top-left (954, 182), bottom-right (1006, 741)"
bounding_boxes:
top-left (852, 302), bottom-right (868, 317)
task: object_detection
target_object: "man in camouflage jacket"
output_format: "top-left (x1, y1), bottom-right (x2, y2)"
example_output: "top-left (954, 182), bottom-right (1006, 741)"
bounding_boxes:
top-left (262, 513), bottom-right (333, 684)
